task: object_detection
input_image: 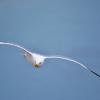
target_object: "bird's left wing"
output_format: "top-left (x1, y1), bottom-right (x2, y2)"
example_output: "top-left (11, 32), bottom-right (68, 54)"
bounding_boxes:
top-left (45, 55), bottom-right (100, 77)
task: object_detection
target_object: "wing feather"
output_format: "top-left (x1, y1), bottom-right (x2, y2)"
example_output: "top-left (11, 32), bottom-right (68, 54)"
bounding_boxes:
top-left (0, 42), bottom-right (31, 54)
top-left (46, 55), bottom-right (100, 77)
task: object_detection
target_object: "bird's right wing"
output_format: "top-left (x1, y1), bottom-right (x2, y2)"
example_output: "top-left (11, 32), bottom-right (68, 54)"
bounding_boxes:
top-left (0, 42), bottom-right (32, 55)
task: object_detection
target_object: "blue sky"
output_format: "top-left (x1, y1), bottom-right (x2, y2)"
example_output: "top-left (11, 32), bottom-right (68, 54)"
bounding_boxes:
top-left (0, 0), bottom-right (100, 100)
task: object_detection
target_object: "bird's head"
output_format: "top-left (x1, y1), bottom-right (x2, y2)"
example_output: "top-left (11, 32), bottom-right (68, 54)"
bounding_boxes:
top-left (32, 53), bottom-right (46, 68)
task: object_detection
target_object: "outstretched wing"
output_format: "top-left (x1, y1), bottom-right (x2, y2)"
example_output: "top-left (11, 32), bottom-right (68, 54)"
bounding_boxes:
top-left (0, 41), bottom-right (34, 64)
top-left (46, 55), bottom-right (100, 77)
top-left (0, 42), bottom-right (31, 54)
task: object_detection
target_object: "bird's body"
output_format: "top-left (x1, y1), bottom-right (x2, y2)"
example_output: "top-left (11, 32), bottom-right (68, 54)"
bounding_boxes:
top-left (0, 41), bottom-right (100, 77)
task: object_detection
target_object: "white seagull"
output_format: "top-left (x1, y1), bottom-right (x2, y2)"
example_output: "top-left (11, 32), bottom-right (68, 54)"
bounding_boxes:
top-left (0, 42), bottom-right (100, 77)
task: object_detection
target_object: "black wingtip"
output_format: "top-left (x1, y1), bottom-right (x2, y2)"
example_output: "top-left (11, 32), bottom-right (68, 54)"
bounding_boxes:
top-left (90, 70), bottom-right (100, 77)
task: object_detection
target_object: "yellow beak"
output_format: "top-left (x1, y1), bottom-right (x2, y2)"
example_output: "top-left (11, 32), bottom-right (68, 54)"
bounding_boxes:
top-left (34, 64), bottom-right (40, 68)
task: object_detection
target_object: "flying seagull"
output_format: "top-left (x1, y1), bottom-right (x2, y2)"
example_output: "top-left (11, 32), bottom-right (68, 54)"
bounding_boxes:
top-left (0, 42), bottom-right (100, 77)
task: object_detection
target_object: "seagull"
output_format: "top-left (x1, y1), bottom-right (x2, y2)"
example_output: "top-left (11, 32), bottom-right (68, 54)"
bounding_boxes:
top-left (0, 41), bottom-right (100, 77)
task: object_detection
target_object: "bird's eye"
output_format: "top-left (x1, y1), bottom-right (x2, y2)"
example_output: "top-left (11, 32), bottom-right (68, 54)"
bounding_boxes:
top-left (39, 62), bottom-right (42, 64)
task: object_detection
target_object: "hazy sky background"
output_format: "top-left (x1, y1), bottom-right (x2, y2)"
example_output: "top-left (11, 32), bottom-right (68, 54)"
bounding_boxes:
top-left (0, 0), bottom-right (100, 100)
